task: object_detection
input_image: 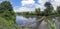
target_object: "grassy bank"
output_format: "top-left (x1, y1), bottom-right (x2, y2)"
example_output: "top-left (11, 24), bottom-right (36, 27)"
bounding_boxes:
top-left (0, 17), bottom-right (21, 29)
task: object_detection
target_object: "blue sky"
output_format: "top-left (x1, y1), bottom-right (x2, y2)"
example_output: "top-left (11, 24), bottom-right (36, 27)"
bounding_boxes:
top-left (0, 0), bottom-right (60, 12)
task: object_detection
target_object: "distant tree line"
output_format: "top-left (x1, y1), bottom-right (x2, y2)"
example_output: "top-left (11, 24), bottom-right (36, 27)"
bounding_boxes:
top-left (17, 2), bottom-right (60, 17)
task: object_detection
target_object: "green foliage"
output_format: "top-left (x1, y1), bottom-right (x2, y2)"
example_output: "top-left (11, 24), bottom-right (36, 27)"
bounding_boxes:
top-left (14, 2), bottom-right (60, 29)
top-left (57, 6), bottom-right (60, 14)
top-left (35, 8), bottom-right (41, 16)
top-left (0, 1), bottom-right (16, 24)
top-left (0, 1), bottom-right (19, 28)
top-left (44, 17), bottom-right (56, 29)
top-left (0, 17), bottom-right (21, 29)
top-left (16, 2), bottom-right (60, 17)
top-left (35, 8), bottom-right (40, 14)
top-left (44, 2), bottom-right (54, 16)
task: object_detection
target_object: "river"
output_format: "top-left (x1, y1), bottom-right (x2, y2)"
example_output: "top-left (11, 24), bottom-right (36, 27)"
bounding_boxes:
top-left (16, 15), bottom-right (60, 29)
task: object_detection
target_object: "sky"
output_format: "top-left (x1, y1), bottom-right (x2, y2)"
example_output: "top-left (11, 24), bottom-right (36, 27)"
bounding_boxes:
top-left (0, 0), bottom-right (60, 12)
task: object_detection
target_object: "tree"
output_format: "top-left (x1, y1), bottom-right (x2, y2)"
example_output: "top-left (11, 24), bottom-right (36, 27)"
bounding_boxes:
top-left (44, 2), bottom-right (54, 16)
top-left (35, 8), bottom-right (41, 16)
top-left (0, 1), bottom-right (16, 24)
top-left (57, 6), bottom-right (60, 14)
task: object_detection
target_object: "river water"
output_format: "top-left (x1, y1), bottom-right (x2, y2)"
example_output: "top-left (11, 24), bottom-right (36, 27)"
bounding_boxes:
top-left (16, 15), bottom-right (60, 29)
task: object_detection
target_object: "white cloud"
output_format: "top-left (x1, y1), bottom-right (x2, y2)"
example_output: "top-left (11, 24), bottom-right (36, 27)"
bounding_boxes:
top-left (14, 0), bottom-right (35, 12)
top-left (38, 0), bottom-right (48, 4)
top-left (14, 7), bottom-right (35, 12)
top-left (34, 4), bottom-right (45, 11)
top-left (38, 0), bottom-right (48, 6)
top-left (14, 0), bottom-right (60, 12)
top-left (38, 0), bottom-right (48, 11)
top-left (38, 0), bottom-right (60, 10)
top-left (21, 0), bottom-right (35, 6)
top-left (14, 0), bottom-right (47, 12)
top-left (51, 0), bottom-right (60, 10)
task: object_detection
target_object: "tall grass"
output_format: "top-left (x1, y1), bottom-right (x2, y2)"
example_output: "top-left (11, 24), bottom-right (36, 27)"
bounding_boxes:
top-left (45, 18), bottom-right (56, 29)
top-left (0, 17), bottom-right (21, 29)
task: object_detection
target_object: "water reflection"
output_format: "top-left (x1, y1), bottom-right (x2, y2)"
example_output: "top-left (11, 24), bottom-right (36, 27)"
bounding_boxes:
top-left (39, 20), bottom-right (51, 29)
top-left (16, 16), bottom-right (60, 29)
top-left (16, 16), bottom-right (37, 27)
top-left (55, 17), bottom-right (60, 29)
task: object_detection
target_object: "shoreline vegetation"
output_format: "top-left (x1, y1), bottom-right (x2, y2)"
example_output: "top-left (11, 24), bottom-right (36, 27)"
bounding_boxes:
top-left (0, 0), bottom-right (60, 29)
top-left (16, 8), bottom-right (60, 17)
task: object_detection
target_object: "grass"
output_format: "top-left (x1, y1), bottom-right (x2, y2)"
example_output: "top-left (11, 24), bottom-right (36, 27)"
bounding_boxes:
top-left (0, 17), bottom-right (21, 29)
top-left (0, 17), bottom-right (30, 29)
top-left (45, 18), bottom-right (56, 29)
top-left (0, 16), bottom-right (60, 29)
